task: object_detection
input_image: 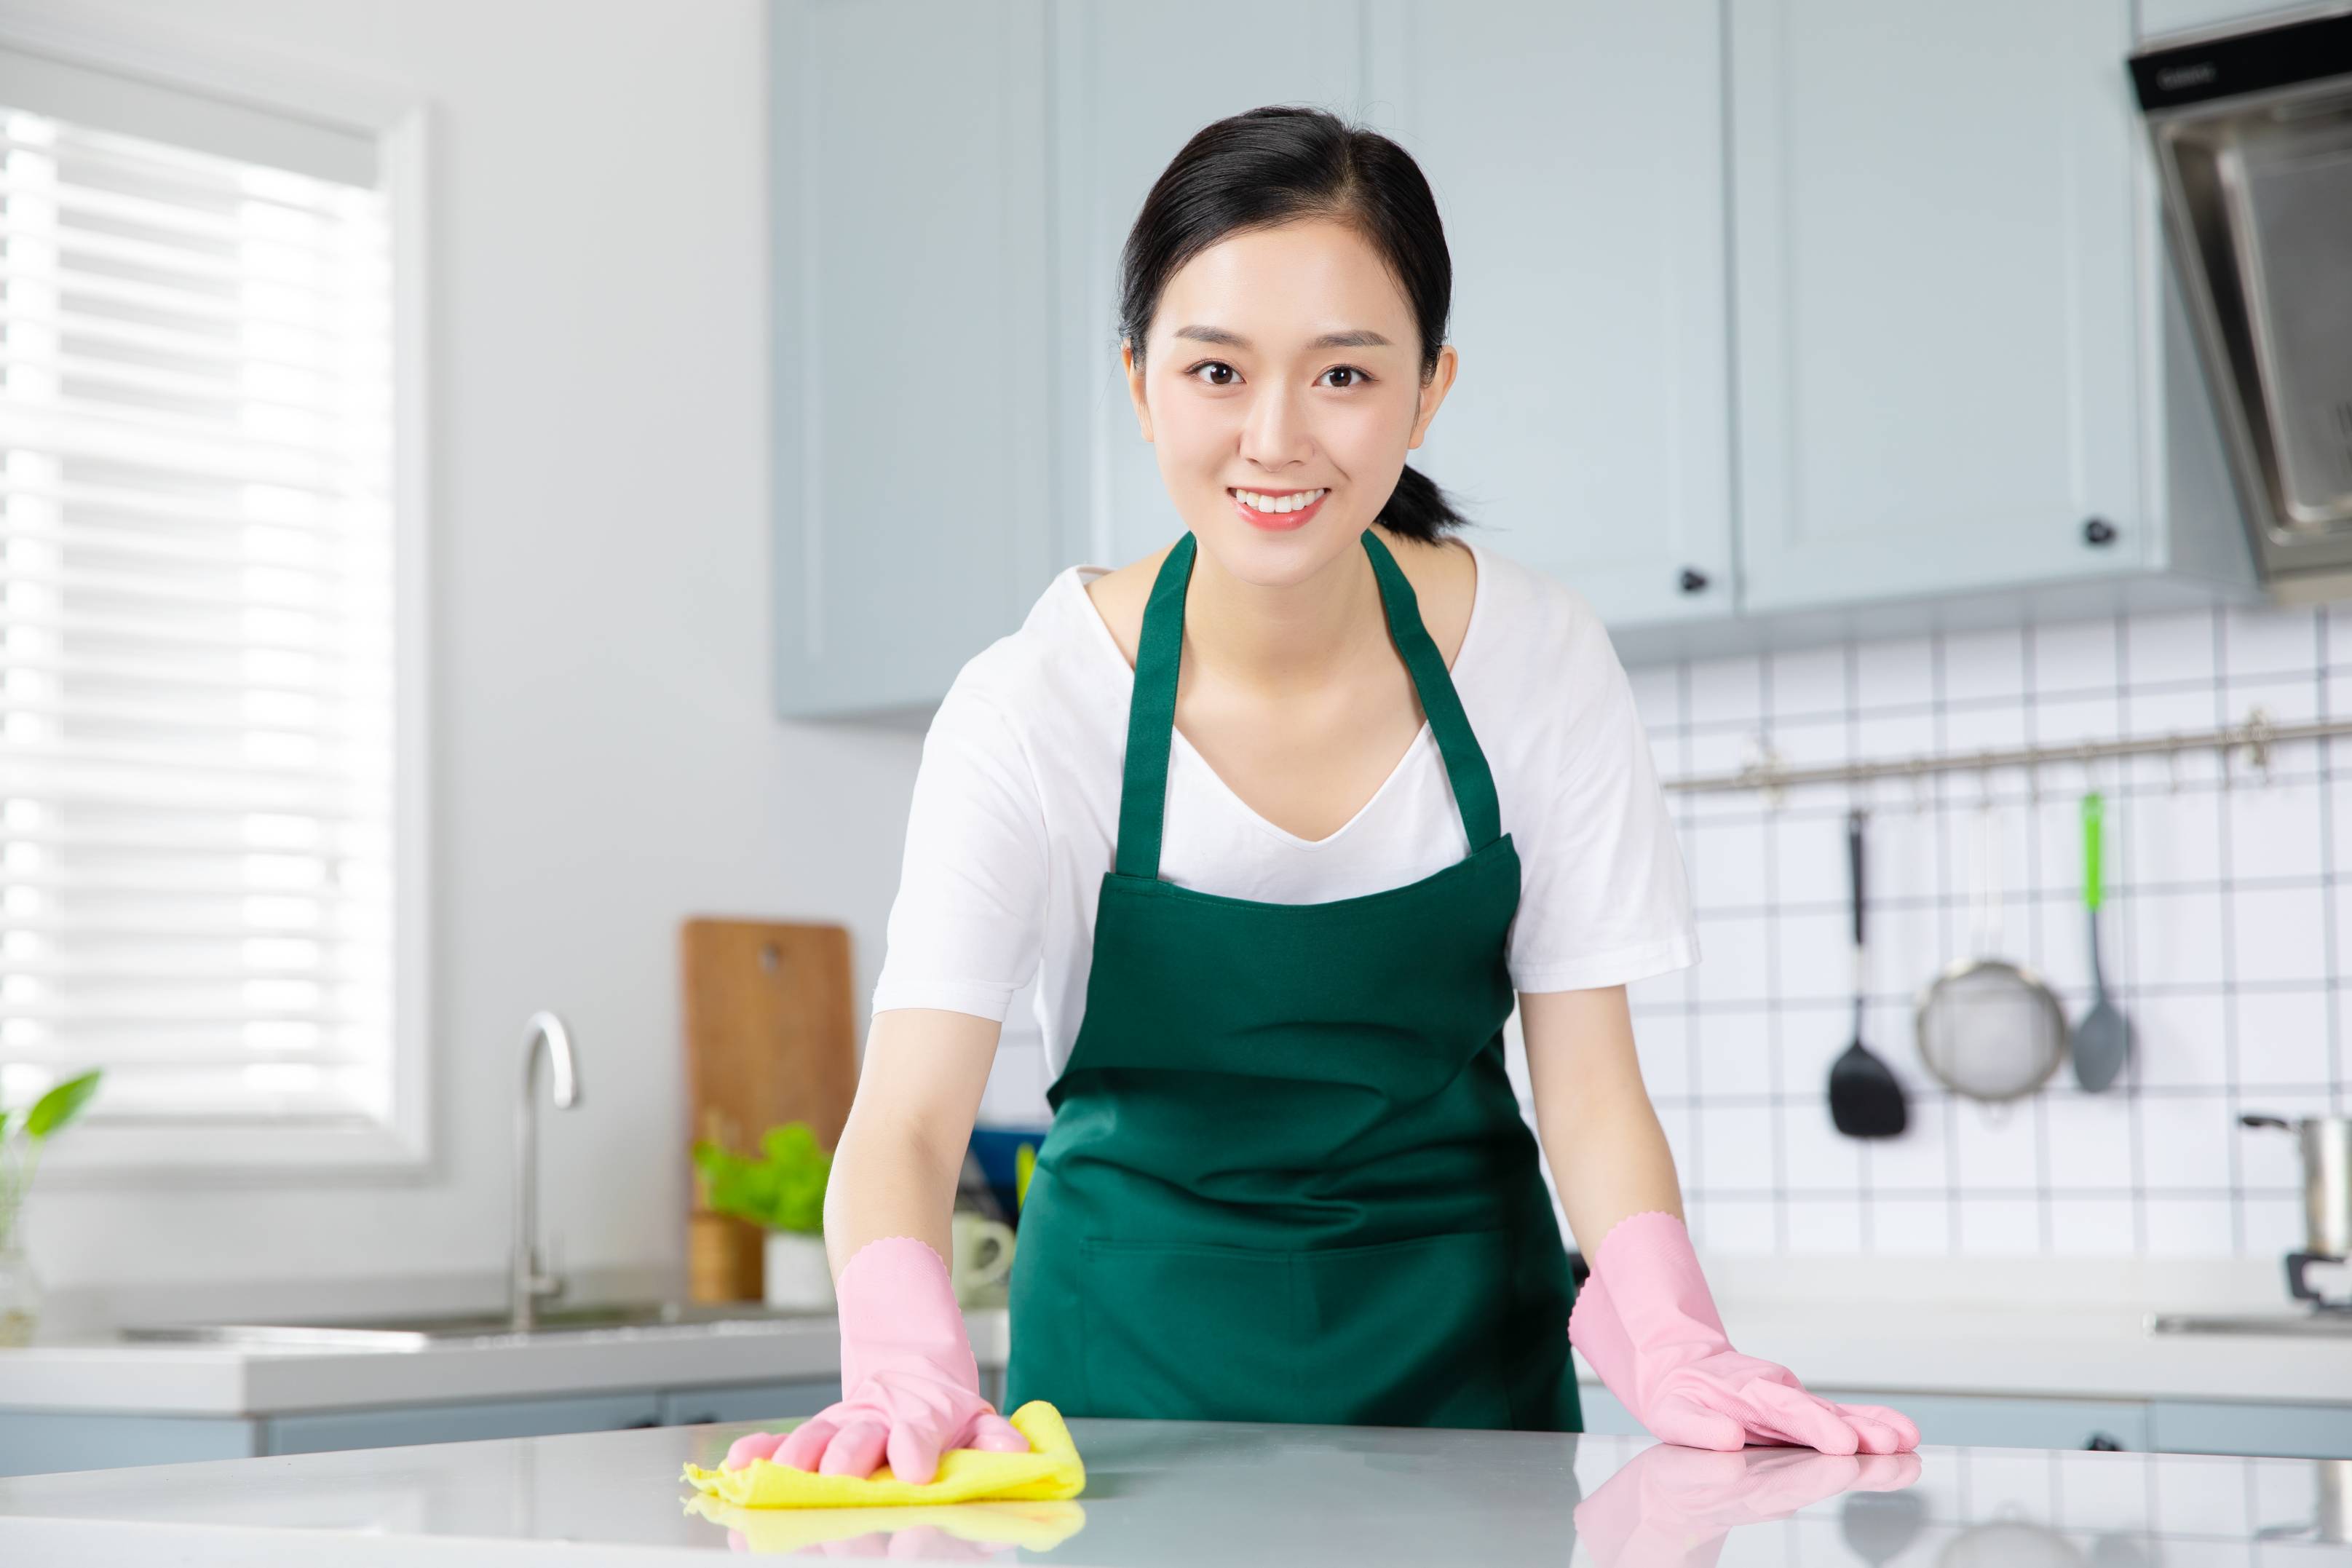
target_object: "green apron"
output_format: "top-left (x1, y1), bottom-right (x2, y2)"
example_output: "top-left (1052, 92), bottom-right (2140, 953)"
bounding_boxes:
top-left (1004, 526), bottom-right (1580, 1432)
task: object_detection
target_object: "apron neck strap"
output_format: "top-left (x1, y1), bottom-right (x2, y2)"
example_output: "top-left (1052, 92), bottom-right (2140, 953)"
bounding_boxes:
top-left (1114, 528), bottom-right (1502, 881)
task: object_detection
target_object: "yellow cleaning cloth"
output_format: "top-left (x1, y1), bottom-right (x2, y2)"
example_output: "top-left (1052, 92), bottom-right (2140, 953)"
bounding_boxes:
top-left (680, 1399), bottom-right (1085, 1510)
top-left (684, 1495), bottom-right (1087, 1554)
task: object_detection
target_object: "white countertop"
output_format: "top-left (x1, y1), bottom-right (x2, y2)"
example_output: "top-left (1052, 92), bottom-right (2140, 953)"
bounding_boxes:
top-left (3, 1292), bottom-right (2348, 1419)
top-left (0, 1308), bottom-right (1012, 1417)
top-left (4, 1255), bottom-right (2345, 1418)
top-left (0, 1412), bottom-right (2339, 1565)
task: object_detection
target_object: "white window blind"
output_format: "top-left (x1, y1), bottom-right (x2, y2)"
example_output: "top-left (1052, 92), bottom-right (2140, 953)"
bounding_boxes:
top-left (0, 82), bottom-right (398, 1131)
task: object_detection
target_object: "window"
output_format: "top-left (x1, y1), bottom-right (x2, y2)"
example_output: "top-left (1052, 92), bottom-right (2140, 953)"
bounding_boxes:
top-left (0, 38), bottom-right (428, 1172)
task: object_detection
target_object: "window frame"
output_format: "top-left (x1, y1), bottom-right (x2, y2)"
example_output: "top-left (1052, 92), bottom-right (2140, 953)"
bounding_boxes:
top-left (1, 9), bottom-right (436, 1181)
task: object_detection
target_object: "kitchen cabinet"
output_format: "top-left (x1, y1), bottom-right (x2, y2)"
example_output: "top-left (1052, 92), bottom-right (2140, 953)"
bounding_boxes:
top-left (1382, 1), bottom-right (1735, 629)
top-left (772, 1), bottom-right (2262, 716)
top-left (264, 1391), bottom-right (662, 1455)
top-left (2149, 1398), bottom-right (2352, 1460)
top-left (1727, 0), bottom-right (2156, 616)
top-left (1053, 0), bottom-right (1732, 624)
top-left (1600, 1381), bottom-right (2352, 1459)
top-left (774, 0), bottom-right (1738, 717)
top-left (1582, 1380), bottom-right (2152, 1450)
top-left (0, 1377), bottom-right (844, 1478)
top-left (767, 0), bottom-right (1058, 720)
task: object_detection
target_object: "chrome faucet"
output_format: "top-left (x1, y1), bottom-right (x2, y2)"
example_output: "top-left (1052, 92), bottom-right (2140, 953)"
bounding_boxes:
top-left (510, 1010), bottom-right (580, 1331)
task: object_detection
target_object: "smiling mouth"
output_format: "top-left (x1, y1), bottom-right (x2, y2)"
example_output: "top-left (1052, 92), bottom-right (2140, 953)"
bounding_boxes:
top-left (1228, 486), bottom-right (1329, 515)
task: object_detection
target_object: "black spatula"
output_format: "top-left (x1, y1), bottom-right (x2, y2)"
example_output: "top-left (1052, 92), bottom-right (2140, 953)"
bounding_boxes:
top-left (1829, 808), bottom-right (1909, 1139)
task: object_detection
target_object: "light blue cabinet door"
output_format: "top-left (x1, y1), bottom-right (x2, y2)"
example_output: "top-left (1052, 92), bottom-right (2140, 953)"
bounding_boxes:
top-left (263, 1391), bottom-right (662, 1455)
top-left (2150, 1399), bottom-right (2352, 1460)
top-left (1580, 1384), bottom-right (2151, 1449)
top-left (1047, 1), bottom-right (1373, 577)
top-left (769, 0), bottom-right (1057, 718)
top-left (657, 1380), bottom-right (840, 1428)
top-left (1728, 1), bottom-right (2147, 614)
top-left (1390, 1), bottom-right (1735, 628)
top-left (0, 1411), bottom-right (258, 1477)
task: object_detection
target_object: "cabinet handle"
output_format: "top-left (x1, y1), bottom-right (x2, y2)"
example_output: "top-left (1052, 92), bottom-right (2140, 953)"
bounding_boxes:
top-left (1679, 568), bottom-right (1710, 594)
top-left (2082, 517), bottom-right (2118, 547)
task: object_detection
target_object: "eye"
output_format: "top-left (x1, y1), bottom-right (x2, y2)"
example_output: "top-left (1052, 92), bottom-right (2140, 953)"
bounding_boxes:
top-left (1184, 360), bottom-right (1239, 387)
top-left (1320, 365), bottom-right (1375, 389)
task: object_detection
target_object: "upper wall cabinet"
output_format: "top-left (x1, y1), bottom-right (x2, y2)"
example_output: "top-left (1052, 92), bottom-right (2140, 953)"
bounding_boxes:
top-left (1725, 0), bottom-right (2150, 615)
top-left (1386, 1), bottom-right (1733, 627)
top-left (1051, 1), bottom-right (1731, 627)
top-left (769, 0), bottom-right (1057, 720)
top-left (1044, 0), bottom-right (1374, 577)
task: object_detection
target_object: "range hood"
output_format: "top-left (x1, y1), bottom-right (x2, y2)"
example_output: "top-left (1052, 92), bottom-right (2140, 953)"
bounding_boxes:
top-left (2132, 7), bottom-right (2352, 600)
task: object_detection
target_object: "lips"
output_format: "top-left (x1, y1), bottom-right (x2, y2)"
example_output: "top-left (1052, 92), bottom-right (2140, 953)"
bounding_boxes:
top-left (1229, 486), bottom-right (1330, 531)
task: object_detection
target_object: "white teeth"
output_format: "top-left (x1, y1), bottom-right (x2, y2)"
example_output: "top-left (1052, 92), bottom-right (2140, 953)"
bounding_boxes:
top-left (1233, 487), bottom-right (1327, 514)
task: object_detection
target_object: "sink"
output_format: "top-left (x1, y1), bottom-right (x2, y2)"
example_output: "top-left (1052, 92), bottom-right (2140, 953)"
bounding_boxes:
top-left (2146, 1310), bottom-right (2352, 1337)
top-left (119, 1300), bottom-right (833, 1350)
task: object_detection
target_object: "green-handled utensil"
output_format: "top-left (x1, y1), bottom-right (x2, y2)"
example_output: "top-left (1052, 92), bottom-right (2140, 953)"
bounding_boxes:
top-left (2071, 791), bottom-right (2131, 1092)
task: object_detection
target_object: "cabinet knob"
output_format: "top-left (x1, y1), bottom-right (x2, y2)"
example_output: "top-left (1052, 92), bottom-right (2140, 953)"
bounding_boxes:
top-left (1679, 567), bottom-right (1710, 594)
top-left (2082, 517), bottom-right (2118, 547)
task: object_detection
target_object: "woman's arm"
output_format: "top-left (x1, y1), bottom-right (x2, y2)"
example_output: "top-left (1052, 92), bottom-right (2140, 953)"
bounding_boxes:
top-left (1521, 983), bottom-right (1917, 1454)
top-left (822, 1005), bottom-right (1004, 1276)
top-left (1520, 983), bottom-right (1681, 1252)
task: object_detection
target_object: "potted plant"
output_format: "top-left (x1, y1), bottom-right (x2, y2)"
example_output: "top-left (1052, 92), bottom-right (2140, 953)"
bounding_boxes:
top-left (692, 1121), bottom-right (834, 1312)
top-left (1, 1069), bottom-right (102, 1347)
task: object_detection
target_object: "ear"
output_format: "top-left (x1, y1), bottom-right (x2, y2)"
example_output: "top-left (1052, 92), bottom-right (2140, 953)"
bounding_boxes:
top-left (1406, 343), bottom-right (1460, 451)
top-left (1122, 338), bottom-right (1153, 443)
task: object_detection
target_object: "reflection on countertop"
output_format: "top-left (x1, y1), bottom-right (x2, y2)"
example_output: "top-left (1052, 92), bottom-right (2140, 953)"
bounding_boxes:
top-left (0, 1413), bottom-right (2343, 1566)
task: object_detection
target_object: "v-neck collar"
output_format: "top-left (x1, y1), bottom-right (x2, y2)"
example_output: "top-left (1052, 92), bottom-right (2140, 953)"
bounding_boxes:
top-left (1062, 535), bottom-right (1490, 852)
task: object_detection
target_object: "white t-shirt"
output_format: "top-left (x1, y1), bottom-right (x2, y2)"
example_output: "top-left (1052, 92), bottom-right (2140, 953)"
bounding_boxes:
top-left (870, 534), bottom-right (1700, 1079)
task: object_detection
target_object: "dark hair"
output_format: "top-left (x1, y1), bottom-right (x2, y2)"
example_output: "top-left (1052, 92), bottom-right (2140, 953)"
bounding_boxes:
top-left (1117, 105), bottom-right (1469, 542)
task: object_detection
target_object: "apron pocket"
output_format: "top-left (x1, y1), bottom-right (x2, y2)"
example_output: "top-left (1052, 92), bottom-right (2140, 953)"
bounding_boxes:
top-left (1291, 1227), bottom-right (1518, 1429)
top-left (1077, 1237), bottom-right (1299, 1422)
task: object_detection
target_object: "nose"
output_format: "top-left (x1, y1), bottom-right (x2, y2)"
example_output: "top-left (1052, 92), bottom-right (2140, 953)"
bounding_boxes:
top-left (1236, 378), bottom-right (1314, 474)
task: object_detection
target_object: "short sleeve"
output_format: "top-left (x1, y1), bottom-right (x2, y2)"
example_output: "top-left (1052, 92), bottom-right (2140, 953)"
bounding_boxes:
top-left (1506, 604), bottom-right (1699, 994)
top-left (868, 677), bottom-right (1048, 1022)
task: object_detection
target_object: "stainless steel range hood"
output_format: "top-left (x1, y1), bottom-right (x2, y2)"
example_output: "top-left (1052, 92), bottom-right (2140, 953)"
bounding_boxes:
top-left (2133, 7), bottom-right (2352, 600)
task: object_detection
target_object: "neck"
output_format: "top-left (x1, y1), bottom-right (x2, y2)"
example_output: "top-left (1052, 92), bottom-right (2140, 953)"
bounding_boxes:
top-left (1181, 525), bottom-right (1395, 700)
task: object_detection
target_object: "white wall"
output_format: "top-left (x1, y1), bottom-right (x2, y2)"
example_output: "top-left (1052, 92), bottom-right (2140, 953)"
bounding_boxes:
top-left (19, 0), bottom-right (929, 1305)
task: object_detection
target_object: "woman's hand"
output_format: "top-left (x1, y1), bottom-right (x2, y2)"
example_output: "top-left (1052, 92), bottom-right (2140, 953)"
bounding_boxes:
top-left (721, 1235), bottom-right (1028, 1484)
top-left (1569, 1211), bottom-right (1919, 1455)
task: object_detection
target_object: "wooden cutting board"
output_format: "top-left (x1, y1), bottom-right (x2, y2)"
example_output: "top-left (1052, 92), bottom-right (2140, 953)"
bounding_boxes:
top-left (681, 918), bottom-right (860, 1302)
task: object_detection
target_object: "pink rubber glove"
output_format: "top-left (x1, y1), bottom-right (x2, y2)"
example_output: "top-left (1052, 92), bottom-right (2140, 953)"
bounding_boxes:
top-left (1568, 1211), bottom-right (1920, 1455)
top-left (1574, 1440), bottom-right (1922, 1567)
top-left (720, 1235), bottom-right (1029, 1484)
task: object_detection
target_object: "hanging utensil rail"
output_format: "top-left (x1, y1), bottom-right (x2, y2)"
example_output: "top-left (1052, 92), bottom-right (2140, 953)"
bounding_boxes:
top-left (1663, 706), bottom-right (2352, 796)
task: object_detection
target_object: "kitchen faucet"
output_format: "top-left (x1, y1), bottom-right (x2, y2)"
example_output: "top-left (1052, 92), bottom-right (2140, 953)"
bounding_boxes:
top-left (511, 1010), bottom-right (580, 1331)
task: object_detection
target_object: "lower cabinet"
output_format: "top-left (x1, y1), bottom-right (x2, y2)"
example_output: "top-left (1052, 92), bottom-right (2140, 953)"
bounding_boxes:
top-left (264, 1390), bottom-right (665, 1455)
top-left (1585, 1382), bottom-right (2352, 1458)
top-left (0, 1377), bottom-right (848, 1478)
top-left (2147, 1399), bottom-right (2352, 1460)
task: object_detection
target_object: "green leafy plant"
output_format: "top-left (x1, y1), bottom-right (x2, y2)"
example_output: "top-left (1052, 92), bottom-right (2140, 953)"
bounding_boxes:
top-left (692, 1120), bottom-right (831, 1235)
top-left (0, 1069), bottom-right (103, 1250)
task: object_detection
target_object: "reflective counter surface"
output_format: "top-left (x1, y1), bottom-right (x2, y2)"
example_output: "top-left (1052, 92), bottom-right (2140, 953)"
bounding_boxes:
top-left (0, 1414), bottom-right (2345, 1564)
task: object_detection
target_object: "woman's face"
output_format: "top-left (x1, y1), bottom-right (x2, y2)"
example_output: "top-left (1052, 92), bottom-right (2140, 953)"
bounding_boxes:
top-left (1123, 216), bottom-right (1456, 585)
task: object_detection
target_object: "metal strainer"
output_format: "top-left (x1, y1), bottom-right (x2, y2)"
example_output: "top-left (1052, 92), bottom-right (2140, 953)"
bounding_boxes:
top-left (1915, 801), bottom-right (2067, 1101)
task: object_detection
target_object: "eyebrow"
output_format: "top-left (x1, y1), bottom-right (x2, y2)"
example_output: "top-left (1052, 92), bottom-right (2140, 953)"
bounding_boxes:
top-left (1171, 325), bottom-right (1394, 350)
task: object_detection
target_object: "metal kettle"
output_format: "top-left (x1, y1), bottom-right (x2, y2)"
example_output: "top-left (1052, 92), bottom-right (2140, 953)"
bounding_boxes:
top-left (2242, 1114), bottom-right (2352, 1309)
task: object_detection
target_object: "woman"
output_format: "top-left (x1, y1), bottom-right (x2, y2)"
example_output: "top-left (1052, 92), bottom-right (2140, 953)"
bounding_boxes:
top-left (725, 106), bottom-right (1918, 1484)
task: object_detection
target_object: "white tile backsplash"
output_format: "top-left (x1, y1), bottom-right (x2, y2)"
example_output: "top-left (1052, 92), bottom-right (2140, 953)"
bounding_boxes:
top-left (1631, 600), bottom-right (2348, 1260)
